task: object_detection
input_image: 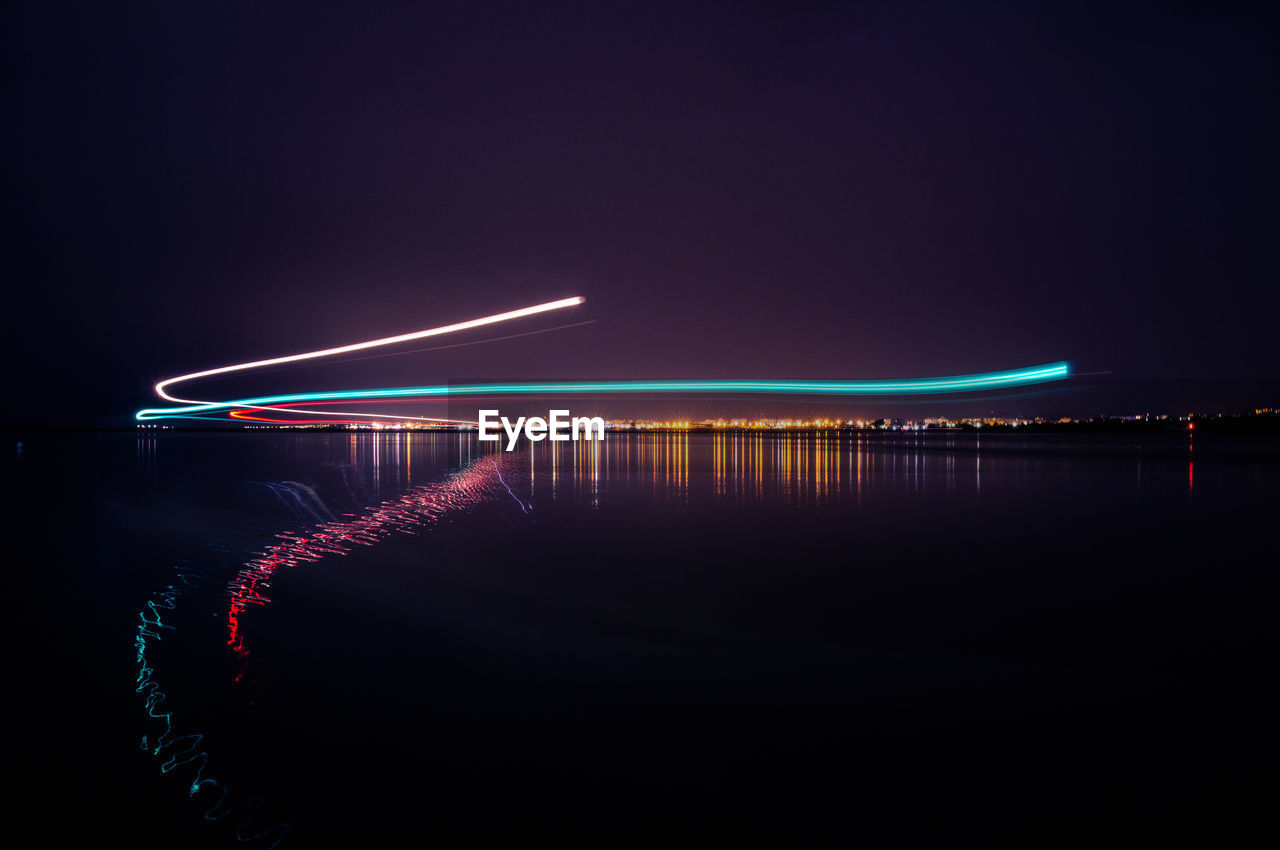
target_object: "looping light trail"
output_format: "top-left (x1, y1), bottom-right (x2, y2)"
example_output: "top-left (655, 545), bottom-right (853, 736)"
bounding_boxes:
top-left (154, 297), bottom-right (586, 404)
top-left (137, 296), bottom-right (1071, 423)
top-left (149, 296), bottom-right (586, 425)
top-left (139, 364), bottom-right (1072, 420)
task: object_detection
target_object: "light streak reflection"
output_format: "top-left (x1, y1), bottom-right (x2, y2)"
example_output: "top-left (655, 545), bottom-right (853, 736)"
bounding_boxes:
top-left (226, 450), bottom-right (521, 685)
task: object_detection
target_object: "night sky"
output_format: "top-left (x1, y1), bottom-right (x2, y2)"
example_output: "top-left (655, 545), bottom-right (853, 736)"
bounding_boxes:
top-left (9, 1), bottom-right (1278, 427)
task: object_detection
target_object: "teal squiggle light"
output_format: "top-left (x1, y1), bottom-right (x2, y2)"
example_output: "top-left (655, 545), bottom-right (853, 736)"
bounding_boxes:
top-left (136, 362), bottom-right (1071, 420)
top-left (135, 540), bottom-right (292, 847)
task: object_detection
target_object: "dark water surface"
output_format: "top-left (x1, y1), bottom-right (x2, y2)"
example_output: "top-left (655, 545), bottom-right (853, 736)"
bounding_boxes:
top-left (10, 430), bottom-right (1279, 846)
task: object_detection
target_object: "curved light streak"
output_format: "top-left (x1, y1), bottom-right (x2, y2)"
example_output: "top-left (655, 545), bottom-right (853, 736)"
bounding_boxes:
top-left (228, 396), bottom-right (462, 425)
top-left (139, 294), bottom-right (1070, 423)
top-left (137, 363), bottom-right (1071, 421)
top-left (155, 296), bottom-right (586, 403)
top-left (152, 296), bottom-right (587, 425)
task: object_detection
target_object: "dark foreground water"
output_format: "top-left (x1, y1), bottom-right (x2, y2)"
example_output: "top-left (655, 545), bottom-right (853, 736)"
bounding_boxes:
top-left (10, 430), bottom-right (1279, 846)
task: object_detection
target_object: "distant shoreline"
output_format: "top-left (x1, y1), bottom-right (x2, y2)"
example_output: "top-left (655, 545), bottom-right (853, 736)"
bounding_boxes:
top-left (13, 411), bottom-right (1279, 435)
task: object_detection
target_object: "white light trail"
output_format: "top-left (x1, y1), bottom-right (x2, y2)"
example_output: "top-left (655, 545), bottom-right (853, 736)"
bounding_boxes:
top-left (154, 296), bottom-right (586, 424)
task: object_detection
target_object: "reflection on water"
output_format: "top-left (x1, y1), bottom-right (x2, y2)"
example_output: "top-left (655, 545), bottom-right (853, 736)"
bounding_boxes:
top-left (227, 454), bottom-right (524, 693)
top-left (132, 433), bottom-right (506, 847)
top-left (135, 527), bottom-right (292, 847)
top-left (510, 429), bottom-right (1213, 506)
top-left (111, 429), bottom-right (1274, 845)
top-left (132, 429), bottom-right (1219, 511)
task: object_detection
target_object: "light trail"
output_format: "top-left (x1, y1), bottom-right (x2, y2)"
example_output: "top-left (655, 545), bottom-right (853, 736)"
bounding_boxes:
top-left (138, 295), bottom-right (1070, 423)
top-left (138, 363), bottom-right (1072, 421)
top-left (154, 296), bottom-right (585, 404)
top-left (227, 396), bottom-right (458, 425)
top-left (151, 296), bottom-right (587, 425)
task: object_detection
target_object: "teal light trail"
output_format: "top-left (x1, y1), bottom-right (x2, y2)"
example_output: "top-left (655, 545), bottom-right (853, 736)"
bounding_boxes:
top-left (136, 362), bottom-right (1071, 420)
